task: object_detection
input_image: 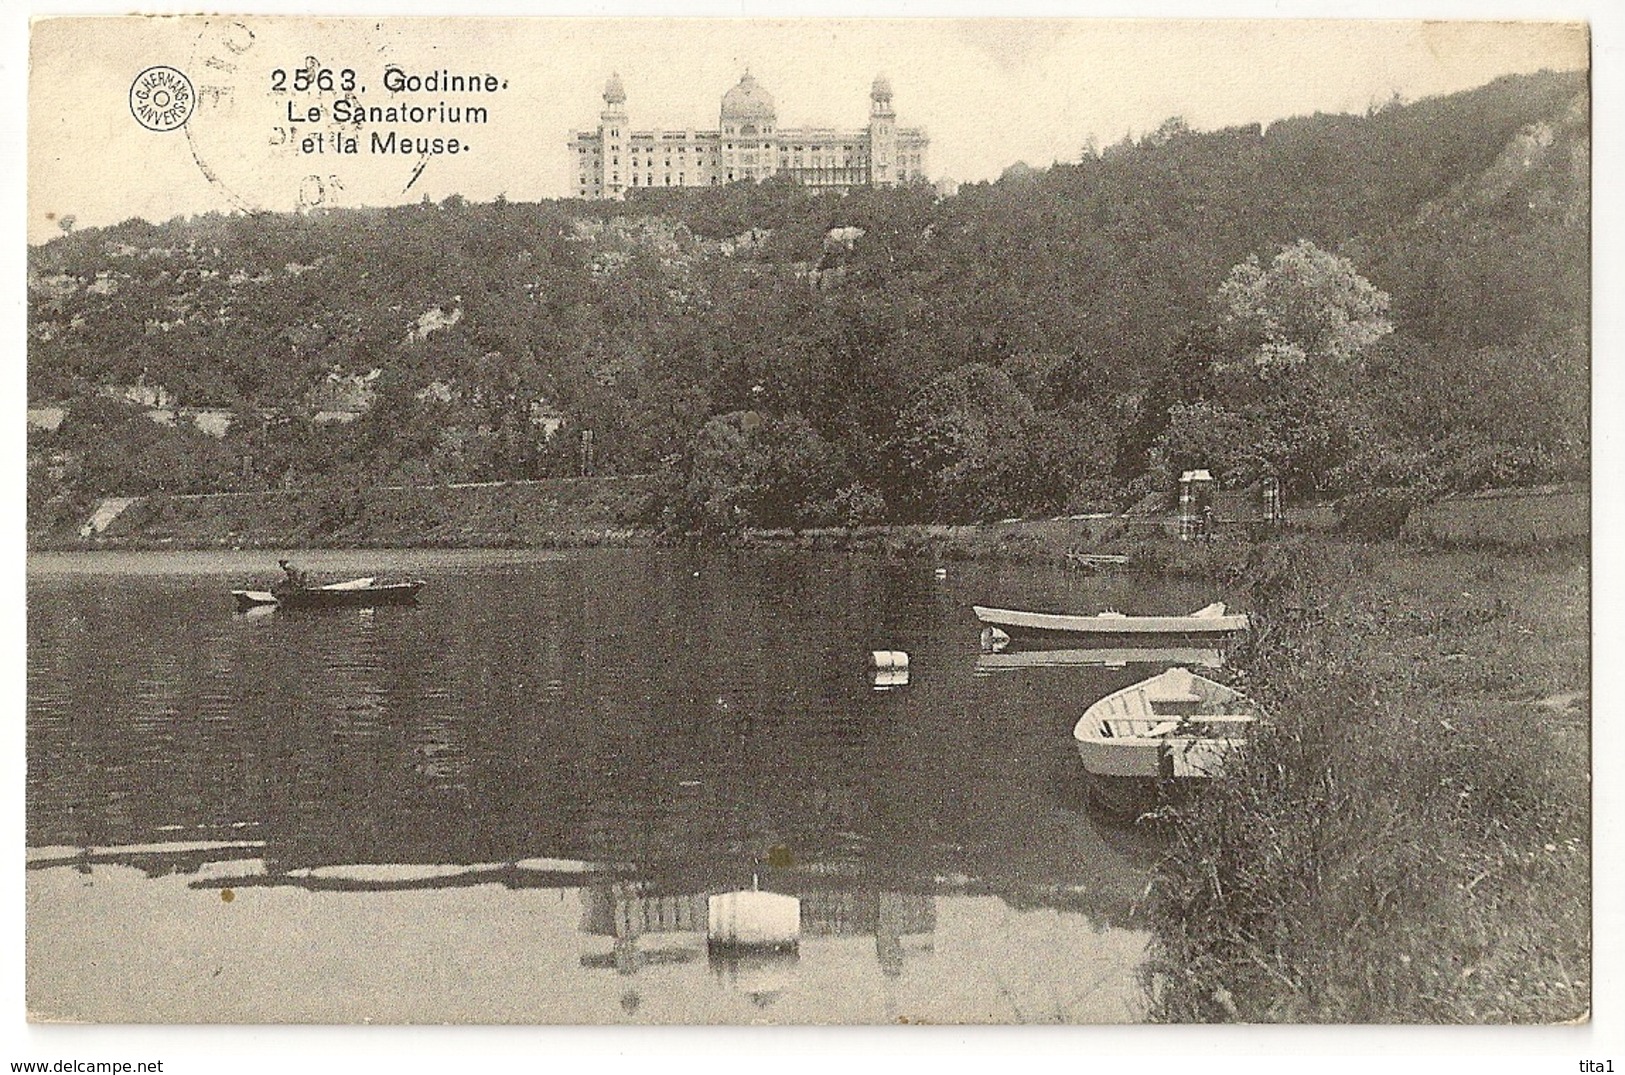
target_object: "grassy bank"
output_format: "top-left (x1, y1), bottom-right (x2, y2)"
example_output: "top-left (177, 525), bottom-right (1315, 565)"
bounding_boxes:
top-left (34, 484), bottom-right (1243, 568)
top-left (729, 517), bottom-right (1275, 577)
top-left (1141, 538), bottom-right (1589, 1022)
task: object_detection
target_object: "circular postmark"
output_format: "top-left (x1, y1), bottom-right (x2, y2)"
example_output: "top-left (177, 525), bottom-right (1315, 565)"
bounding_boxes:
top-left (183, 18), bottom-right (443, 215)
top-left (129, 65), bottom-right (196, 132)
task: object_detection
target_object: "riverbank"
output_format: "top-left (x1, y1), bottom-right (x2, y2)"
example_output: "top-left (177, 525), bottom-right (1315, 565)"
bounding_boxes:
top-left (27, 475), bottom-right (663, 552)
top-left (30, 480), bottom-right (1276, 580)
top-left (1141, 538), bottom-right (1589, 1023)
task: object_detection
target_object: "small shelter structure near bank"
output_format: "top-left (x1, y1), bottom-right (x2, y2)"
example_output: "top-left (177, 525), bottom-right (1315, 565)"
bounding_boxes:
top-left (1179, 470), bottom-right (1282, 541)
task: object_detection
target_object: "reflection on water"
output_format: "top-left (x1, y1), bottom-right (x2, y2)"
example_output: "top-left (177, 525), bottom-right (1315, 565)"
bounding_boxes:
top-left (26, 549), bottom-right (1229, 1023)
top-left (577, 882), bottom-right (936, 982)
top-left (976, 646), bottom-right (1225, 674)
top-left (26, 845), bottom-right (1146, 1024)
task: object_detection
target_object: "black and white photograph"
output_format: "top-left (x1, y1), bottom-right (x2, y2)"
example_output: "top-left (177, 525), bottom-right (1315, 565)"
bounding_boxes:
top-left (13, 4), bottom-right (1609, 1063)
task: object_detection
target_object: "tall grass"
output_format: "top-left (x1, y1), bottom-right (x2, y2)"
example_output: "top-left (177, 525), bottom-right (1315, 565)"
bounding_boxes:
top-left (1142, 538), bottom-right (1589, 1022)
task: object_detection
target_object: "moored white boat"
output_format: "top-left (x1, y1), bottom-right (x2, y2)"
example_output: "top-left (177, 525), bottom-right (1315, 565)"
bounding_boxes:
top-left (1071, 667), bottom-right (1261, 814)
top-left (976, 601), bottom-right (1248, 652)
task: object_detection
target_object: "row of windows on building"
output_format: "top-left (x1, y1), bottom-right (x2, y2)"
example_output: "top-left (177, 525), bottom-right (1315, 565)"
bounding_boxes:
top-left (578, 163), bottom-right (924, 193)
top-left (580, 142), bottom-right (865, 157)
top-left (577, 146), bottom-right (720, 154)
top-left (574, 146), bottom-right (925, 194)
top-left (580, 159), bottom-right (915, 179)
top-left (576, 174), bottom-right (732, 192)
top-left (578, 150), bottom-right (923, 177)
top-left (591, 129), bottom-right (916, 155)
top-left (578, 147), bottom-right (921, 168)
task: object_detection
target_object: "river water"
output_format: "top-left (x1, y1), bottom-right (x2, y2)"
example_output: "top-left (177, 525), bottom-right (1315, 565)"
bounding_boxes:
top-left (26, 547), bottom-right (1233, 1024)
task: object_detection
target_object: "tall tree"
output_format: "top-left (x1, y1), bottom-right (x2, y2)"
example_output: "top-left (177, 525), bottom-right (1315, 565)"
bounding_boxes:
top-left (1214, 239), bottom-right (1393, 374)
top-left (1152, 241), bottom-right (1393, 497)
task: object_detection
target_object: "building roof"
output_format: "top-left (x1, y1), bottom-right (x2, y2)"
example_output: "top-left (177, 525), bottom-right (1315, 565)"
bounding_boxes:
top-left (871, 74), bottom-right (893, 102)
top-left (721, 71), bottom-right (775, 121)
top-left (603, 72), bottom-right (626, 105)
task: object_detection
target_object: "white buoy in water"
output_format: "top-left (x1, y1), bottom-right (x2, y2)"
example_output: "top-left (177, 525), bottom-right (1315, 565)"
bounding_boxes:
top-left (708, 890), bottom-right (801, 949)
top-left (868, 650), bottom-right (910, 690)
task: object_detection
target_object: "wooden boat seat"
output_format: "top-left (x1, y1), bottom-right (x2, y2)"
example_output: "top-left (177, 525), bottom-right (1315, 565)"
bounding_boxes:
top-left (1117, 693), bottom-right (1153, 719)
top-left (1100, 718), bottom-right (1180, 738)
top-left (1144, 668), bottom-right (1203, 706)
top-left (1091, 689), bottom-right (1185, 738)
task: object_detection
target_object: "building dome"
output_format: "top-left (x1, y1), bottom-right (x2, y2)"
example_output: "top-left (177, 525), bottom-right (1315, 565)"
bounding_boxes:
top-left (720, 71), bottom-right (776, 122)
top-left (603, 72), bottom-right (626, 105)
top-left (870, 74), bottom-right (893, 102)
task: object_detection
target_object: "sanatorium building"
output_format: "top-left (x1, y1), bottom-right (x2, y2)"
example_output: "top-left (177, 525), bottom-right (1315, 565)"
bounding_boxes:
top-left (569, 71), bottom-right (930, 199)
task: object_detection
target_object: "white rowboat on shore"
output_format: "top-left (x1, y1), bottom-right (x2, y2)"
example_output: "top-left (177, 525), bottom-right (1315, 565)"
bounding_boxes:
top-left (1071, 667), bottom-right (1262, 814)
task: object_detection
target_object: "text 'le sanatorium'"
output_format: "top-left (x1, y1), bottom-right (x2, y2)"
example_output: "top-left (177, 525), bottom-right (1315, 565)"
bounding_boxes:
top-left (271, 66), bottom-right (505, 156)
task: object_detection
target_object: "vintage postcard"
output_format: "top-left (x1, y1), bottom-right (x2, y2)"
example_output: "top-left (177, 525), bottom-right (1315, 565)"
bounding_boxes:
top-left (21, 8), bottom-right (1596, 1053)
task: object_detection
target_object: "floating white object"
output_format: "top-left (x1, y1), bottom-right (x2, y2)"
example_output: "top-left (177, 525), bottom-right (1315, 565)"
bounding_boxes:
top-left (868, 650), bottom-right (909, 671)
top-left (707, 890), bottom-right (801, 949)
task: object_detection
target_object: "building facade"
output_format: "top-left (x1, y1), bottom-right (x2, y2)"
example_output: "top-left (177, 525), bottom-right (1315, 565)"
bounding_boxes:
top-left (568, 71), bottom-right (929, 200)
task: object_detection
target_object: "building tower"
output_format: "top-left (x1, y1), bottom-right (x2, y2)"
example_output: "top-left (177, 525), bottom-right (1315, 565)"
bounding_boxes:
top-left (719, 71), bottom-right (777, 184)
top-left (867, 74), bottom-right (897, 187)
top-left (600, 72), bottom-right (628, 199)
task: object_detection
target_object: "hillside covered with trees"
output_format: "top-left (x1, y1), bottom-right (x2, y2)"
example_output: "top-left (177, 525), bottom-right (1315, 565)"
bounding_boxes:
top-left (28, 69), bottom-right (1588, 534)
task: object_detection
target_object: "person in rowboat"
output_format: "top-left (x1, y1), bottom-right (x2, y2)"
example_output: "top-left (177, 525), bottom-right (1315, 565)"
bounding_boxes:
top-left (275, 558), bottom-right (308, 593)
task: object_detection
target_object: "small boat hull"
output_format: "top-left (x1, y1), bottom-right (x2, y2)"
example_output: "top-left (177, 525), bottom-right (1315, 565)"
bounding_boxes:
top-left (1072, 667), bottom-right (1260, 815)
top-left (277, 581), bottom-right (424, 609)
top-left (233, 580), bottom-right (424, 612)
top-left (1075, 734), bottom-right (1243, 779)
top-left (1075, 736), bottom-right (1169, 779)
top-left (974, 603), bottom-right (1248, 650)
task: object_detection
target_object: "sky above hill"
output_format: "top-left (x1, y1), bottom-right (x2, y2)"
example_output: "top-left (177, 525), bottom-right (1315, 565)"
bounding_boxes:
top-left (27, 14), bottom-right (1587, 244)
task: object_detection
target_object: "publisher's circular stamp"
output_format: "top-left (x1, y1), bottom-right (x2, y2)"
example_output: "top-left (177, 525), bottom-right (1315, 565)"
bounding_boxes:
top-left (129, 65), bottom-right (196, 132)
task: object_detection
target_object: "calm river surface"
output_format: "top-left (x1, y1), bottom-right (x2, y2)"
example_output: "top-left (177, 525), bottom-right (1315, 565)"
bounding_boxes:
top-left (26, 547), bottom-right (1232, 1024)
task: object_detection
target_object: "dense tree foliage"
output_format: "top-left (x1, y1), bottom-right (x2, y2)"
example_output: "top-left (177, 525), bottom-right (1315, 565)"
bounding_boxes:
top-left (28, 70), bottom-right (1588, 530)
